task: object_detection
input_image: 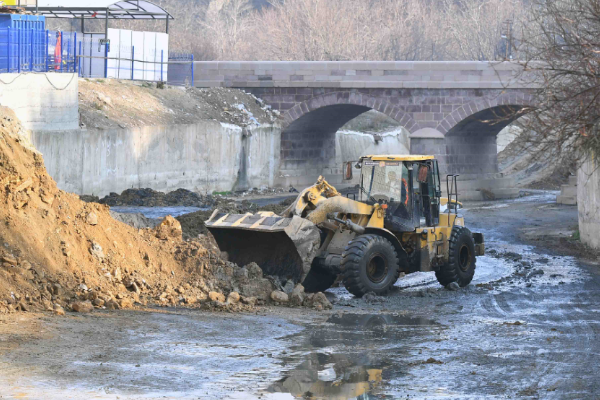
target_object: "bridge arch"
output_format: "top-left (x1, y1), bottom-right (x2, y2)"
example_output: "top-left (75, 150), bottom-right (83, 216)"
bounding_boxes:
top-left (281, 92), bottom-right (418, 132)
top-left (425, 94), bottom-right (536, 176)
top-left (278, 92), bottom-right (418, 187)
top-left (437, 93), bottom-right (535, 136)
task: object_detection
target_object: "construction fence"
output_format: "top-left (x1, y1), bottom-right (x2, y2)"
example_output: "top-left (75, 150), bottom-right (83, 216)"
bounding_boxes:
top-left (0, 26), bottom-right (195, 85)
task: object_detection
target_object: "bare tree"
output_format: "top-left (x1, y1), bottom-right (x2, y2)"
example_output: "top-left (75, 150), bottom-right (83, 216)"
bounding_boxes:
top-left (513, 0), bottom-right (600, 162)
top-left (440, 0), bottom-right (527, 61)
top-left (46, 0), bottom-right (532, 62)
top-left (202, 0), bottom-right (255, 59)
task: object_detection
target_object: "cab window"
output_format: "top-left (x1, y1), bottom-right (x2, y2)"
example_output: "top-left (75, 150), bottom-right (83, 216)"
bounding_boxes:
top-left (360, 161), bottom-right (409, 205)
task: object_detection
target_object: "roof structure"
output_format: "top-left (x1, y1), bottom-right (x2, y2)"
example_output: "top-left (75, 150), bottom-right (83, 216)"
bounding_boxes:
top-left (363, 155), bottom-right (435, 162)
top-left (24, 0), bottom-right (173, 19)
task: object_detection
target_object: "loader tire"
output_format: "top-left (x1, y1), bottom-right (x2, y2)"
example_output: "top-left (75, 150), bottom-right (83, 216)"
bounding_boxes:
top-left (436, 226), bottom-right (476, 287)
top-left (341, 234), bottom-right (400, 297)
top-left (302, 267), bottom-right (337, 293)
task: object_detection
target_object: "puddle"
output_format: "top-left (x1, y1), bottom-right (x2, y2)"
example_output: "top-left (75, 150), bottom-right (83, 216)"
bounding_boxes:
top-left (240, 313), bottom-right (441, 400)
top-left (110, 206), bottom-right (205, 219)
top-left (327, 313), bottom-right (436, 328)
top-left (0, 311), bottom-right (304, 400)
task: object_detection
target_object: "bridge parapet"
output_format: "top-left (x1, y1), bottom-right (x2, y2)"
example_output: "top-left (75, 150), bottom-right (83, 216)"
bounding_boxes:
top-left (192, 61), bottom-right (534, 90)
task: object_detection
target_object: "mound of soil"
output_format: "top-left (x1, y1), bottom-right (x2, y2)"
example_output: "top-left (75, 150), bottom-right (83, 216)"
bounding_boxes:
top-left (95, 188), bottom-right (213, 207)
top-left (0, 108), bottom-right (321, 315)
top-left (79, 80), bottom-right (280, 130)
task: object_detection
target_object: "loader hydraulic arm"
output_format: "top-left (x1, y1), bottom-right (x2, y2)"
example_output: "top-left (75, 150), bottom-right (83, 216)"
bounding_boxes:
top-left (282, 176), bottom-right (341, 218)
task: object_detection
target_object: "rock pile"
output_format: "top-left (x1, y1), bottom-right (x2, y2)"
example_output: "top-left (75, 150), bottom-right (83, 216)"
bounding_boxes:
top-left (0, 108), bottom-right (329, 316)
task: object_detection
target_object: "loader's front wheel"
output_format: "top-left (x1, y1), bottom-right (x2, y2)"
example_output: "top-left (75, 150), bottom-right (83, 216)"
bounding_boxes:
top-left (302, 267), bottom-right (337, 293)
top-left (341, 234), bottom-right (400, 297)
top-left (436, 226), bottom-right (476, 287)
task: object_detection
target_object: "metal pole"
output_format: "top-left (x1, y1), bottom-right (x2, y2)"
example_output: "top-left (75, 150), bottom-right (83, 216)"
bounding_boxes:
top-left (17, 28), bottom-right (20, 73)
top-left (104, 39), bottom-right (108, 78)
top-left (36, 0), bottom-right (38, 14)
top-left (131, 46), bottom-right (135, 80)
top-left (7, 27), bottom-right (10, 73)
top-left (89, 36), bottom-right (92, 77)
top-left (73, 32), bottom-right (77, 73)
top-left (45, 29), bottom-right (48, 72)
top-left (161, 50), bottom-right (163, 82)
top-left (78, 41), bottom-right (82, 76)
top-left (166, 17), bottom-right (169, 34)
top-left (104, 10), bottom-right (109, 78)
top-left (60, 31), bottom-right (63, 72)
top-left (191, 54), bottom-right (194, 87)
top-left (29, 29), bottom-right (33, 72)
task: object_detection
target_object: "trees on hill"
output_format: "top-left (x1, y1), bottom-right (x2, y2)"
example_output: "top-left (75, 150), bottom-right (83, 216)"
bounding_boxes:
top-left (512, 0), bottom-right (600, 161)
top-left (47, 0), bottom-right (528, 62)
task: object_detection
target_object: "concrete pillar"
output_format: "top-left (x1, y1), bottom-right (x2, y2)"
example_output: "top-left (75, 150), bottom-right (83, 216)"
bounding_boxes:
top-left (578, 152), bottom-right (600, 249)
top-left (410, 128), bottom-right (447, 172)
top-left (444, 134), bottom-right (499, 176)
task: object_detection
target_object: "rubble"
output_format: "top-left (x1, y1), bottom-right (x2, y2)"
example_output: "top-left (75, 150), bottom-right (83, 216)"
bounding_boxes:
top-left (78, 81), bottom-right (281, 131)
top-left (0, 108), bottom-right (330, 317)
top-left (71, 301), bottom-right (94, 313)
top-left (270, 290), bottom-right (289, 303)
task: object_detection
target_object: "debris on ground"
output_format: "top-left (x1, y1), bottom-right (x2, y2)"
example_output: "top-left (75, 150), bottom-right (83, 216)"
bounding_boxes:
top-left (95, 188), bottom-right (212, 207)
top-left (0, 108), bottom-right (326, 316)
top-left (78, 80), bottom-right (280, 130)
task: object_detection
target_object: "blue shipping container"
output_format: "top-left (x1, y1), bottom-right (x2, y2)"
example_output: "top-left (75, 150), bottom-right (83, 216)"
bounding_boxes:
top-left (0, 14), bottom-right (45, 31)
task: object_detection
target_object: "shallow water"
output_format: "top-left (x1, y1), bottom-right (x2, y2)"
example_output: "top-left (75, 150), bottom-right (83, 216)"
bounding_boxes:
top-left (110, 206), bottom-right (205, 219)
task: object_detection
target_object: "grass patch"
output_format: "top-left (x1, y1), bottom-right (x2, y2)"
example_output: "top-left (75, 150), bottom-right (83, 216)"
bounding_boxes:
top-left (212, 191), bottom-right (232, 196)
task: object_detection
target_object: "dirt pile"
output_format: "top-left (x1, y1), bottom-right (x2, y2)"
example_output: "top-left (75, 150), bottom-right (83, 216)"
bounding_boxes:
top-left (78, 80), bottom-right (280, 130)
top-left (91, 188), bottom-right (213, 207)
top-left (0, 108), bottom-right (326, 316)
top-left (84, 186), bottom-right (297, 208)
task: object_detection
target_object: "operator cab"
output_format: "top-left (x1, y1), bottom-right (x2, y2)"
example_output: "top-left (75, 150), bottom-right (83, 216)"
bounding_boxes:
top-left (357, 155), bottom-right (443, 232)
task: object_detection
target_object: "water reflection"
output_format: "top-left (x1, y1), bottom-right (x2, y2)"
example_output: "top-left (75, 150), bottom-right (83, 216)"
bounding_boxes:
top-left (266, 313), bottom-right (439, 400)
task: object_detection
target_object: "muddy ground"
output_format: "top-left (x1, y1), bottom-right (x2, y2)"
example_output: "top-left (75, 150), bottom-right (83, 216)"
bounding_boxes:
top-left (0, 192), bottom-right (599, 399)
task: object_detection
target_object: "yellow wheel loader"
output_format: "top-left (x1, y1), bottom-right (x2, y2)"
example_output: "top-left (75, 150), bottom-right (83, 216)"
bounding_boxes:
top-left (206, 155), bottom-right (485, 297)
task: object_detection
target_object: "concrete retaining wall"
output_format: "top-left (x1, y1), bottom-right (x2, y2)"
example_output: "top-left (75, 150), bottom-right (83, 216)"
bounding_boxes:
top-left (0, 73), bottom-right (78, 131)
top-left (32, 122), bottom-right (281, 197)
top-left (578, 153), bottom-right (600, 249)
top-left (33, 122), bottom-right (411, 197)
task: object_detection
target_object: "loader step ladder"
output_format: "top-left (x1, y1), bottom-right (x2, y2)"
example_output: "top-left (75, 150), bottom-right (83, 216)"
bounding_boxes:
top-left (446, 174), bottom-right (459, 214)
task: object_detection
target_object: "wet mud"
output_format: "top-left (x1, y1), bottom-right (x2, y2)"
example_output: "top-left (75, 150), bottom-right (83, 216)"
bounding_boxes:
top-left (0, 192), bottom-right (599, 399)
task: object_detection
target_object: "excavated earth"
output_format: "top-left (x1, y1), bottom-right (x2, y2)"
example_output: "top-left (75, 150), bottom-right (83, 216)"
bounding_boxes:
top-left (0, 107), bottom-right (330, 320)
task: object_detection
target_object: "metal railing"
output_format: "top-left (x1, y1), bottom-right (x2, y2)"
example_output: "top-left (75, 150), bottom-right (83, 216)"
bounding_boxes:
top-left (0, 27), bottom-right (196, 85)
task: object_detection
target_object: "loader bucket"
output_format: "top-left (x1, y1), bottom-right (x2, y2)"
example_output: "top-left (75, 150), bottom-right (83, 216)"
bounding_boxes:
top-left (205, 212), bottom-right (322, 282)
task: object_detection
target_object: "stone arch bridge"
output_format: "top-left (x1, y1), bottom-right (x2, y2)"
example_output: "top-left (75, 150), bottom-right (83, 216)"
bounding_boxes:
top-left (193, 61), bottom-right (536, 198)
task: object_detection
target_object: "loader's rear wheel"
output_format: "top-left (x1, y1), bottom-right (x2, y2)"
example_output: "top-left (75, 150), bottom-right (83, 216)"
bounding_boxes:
top-left (436, 226), bottom-right (476, 287)
top-left (341, 234), bottom-right (400, 297)
top-left (302, 267), bottom-right (337, 293)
